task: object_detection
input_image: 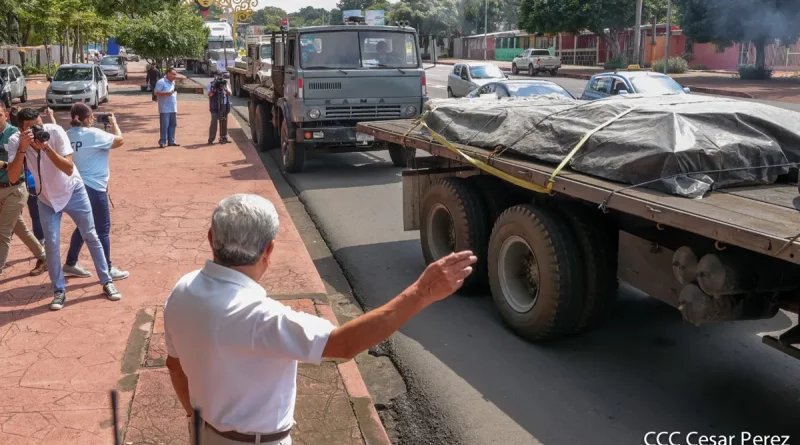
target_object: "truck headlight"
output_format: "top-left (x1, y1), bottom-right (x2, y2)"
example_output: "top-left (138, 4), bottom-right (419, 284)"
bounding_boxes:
top-left (308, 108), bottom-right (321, 119)
top-left (404, 106), bottom-right (417, 117)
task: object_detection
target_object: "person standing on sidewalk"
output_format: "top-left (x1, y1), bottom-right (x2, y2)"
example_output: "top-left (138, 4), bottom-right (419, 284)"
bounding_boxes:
top-left (4, 107), bottom-right (121, 310)
top-left (0, 102), bottom-right (47, 277)
top-left (146, 64), bottom-right (161, 102)
top-left (154, 68), bottom-right (180, 148)
top-left (206, 77), bottom-right (231, 144)
top-left (163, 194), bottom-right (476, 445)
top-left (8, 105), bottom-right (44, 245)
top-left (62, 103), bottom-right (129, 281)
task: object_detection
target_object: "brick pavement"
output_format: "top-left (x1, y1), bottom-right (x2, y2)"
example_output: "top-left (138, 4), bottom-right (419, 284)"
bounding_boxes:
top-left (0, 69), bottom-right (389, 445)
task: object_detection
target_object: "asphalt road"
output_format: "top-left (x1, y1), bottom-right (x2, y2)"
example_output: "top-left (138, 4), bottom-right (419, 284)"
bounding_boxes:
top-left (184, 65), bottom-right (800, 445)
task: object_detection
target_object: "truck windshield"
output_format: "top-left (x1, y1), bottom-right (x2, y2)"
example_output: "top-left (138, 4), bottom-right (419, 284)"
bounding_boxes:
top-left (208, 41), bottom-right (235, 50)
top-left (299, 31), bottom-right (418, 69)
top-left (260, 45), bottom-right (272, 60)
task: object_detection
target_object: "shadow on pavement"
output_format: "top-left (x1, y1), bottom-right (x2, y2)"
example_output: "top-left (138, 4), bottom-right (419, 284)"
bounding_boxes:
top-left (265, 149), bottom-right (402, 191)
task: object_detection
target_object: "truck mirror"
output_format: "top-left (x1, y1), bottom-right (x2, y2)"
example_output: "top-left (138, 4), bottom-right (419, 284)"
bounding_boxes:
top-left (274, 41), bottom-right (285, 66)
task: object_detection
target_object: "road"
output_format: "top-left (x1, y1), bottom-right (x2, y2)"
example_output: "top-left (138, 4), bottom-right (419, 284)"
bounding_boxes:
top-left (184, 65), bottom-right (800, 444)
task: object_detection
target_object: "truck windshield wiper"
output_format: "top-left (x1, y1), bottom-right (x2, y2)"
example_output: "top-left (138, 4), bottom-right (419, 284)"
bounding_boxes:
top-left (374, 64), bottom-right (405, 74)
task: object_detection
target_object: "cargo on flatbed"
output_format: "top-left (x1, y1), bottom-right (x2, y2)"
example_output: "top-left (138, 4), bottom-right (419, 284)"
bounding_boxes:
top-left (356, 118), bottom-right (800, 360)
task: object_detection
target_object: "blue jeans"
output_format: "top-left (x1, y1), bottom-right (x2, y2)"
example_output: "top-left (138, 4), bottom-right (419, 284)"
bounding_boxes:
top-left (159, 112), bottom-right (177, 145)
top-left (66, 186), bottom-right (111, 268)
top-left (27, 188), bottom-right (44, 241)
top-left (38, 183), bottom-right (111, 292)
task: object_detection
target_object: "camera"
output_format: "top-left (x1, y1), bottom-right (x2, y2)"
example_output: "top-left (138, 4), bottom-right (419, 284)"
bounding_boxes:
top-left (212, 72), bottom-right (229, 89)
top-left (31, 125), bottom-right (50, 143)
top-left (94, 113), bottom-right (111, 125)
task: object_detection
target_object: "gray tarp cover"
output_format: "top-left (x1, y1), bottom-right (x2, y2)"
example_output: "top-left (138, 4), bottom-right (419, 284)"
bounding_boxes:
top-left (422, 94), bottom-right (800, 198)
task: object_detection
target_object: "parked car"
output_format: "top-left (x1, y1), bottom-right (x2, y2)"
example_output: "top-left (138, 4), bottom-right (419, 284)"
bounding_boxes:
top-left (447, 63), bottom-right (507, 98)
top-left (0, 64), bottom-right (28, 107)
top-left (511, 49), bottom-right (562, 76)
top-left (580, 69), bottom-right (690, 100)
top-left (467, 79), bottom-right (575, 100)
top-left (126, 51), bottom-right (140, 62)
top-left (46, 64), bottom-right (109, 109)
top-left (99, 55), bottom-right (128, 81)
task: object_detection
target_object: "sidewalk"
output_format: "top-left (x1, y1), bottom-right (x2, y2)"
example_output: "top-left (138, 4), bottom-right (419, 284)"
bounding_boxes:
top-left (0, 69), bottom-right (389, 444)
top-left (437, 58), bottom-right (800, 102)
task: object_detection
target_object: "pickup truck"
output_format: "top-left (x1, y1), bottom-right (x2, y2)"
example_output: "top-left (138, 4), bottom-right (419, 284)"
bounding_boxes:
top-left (511, 49), bottom-right (561, 76)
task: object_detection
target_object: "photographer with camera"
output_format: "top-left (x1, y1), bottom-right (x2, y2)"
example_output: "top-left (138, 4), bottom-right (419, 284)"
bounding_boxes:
top-left (62, 103), bottom-right (129, 281)
top-left (5, 107), bottom-right (121, 310)
top-left (0, 102), bottom-right (47, 277)
top-left (206, 73), bottom-right (232, 144)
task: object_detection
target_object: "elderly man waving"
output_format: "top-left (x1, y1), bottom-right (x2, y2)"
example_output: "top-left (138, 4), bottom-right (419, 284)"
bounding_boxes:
top-left (164, 194), bottom-right (476, 445)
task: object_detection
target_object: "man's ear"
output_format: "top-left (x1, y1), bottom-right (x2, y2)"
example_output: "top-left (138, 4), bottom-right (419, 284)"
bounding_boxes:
top-left (262, 240), bottom-right (276, 264)
top-left (207, 229), bottom-right (213, 249)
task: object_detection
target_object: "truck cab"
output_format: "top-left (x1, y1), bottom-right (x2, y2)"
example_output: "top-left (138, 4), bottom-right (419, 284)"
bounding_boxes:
top-left (260, 22), bottom-right (428, 173)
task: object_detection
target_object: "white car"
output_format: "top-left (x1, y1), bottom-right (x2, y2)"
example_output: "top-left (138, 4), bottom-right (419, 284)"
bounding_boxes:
top-left (0, 65), bottom-right (27, 107)
top-left (46, 64), bottom-right (109, 109)
top-left (511, 49), bottom-right (562, 76)
top-left (99, 55), bottom-right (128, 81)
top-left (447, 63), bottom-right (507, 98)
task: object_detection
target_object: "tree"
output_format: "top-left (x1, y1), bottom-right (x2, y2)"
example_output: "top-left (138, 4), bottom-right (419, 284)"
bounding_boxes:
top-left (675, 0), bottom-right (800, 69)
top-left (251, 6), bottom-right (288, 30)
top-left (117, 5), bottom-right (209, 67)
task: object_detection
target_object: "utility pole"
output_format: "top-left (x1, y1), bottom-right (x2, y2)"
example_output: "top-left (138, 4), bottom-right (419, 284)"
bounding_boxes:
top-left (633, 0), bottom-right (643, 65)
top-left (664, 0), bottom-right (672, 74)
top-left (483, 0), bottom-right (488, 60)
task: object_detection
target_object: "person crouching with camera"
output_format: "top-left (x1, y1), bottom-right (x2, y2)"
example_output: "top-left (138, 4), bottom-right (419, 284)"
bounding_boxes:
top-left (62, 103), bottom-right (129, 282)
top-left (4, 107), bottom-right (121, 310)
top-left (207, 75), bottom-right (232, 145)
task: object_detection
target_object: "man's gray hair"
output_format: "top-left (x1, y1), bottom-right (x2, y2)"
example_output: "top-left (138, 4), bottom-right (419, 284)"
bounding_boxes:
top-left (211, 194), bottom-right (280, 267)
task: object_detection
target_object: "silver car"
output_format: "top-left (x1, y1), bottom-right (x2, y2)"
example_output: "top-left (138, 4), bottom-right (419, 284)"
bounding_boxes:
top-left (99, 56), bottom-right (128, 80)
top-left (0, 65), bottom-right (28, 107)
top-left (447, 62), bottom-right (507, 98)
top-left (46, 64), bottom-right (109, 109)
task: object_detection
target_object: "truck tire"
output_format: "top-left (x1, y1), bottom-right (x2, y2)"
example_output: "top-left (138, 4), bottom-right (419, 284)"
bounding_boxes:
top-left (255, 103), bottom-right (276, 151)
top-left (248, 101), bottom-right (258, 143)
top-left (280, 118), bottom-right (306, 173)
top-left (512, 63), bottom-right (519, 75)
top-left (236, 76), bottom-right (248, 98)
top-left (388, 143), bottom-right (416, 168)
top-left (488, 204), bottom-right (586, 341)
top-left (528, 64), bottom-right (536, 76)
top-left (420, 178), bottom-right (489, 292)
top-left (561, 206), bottom-right (619, 334)
top-left (468, 175), bottom-right (525, 226)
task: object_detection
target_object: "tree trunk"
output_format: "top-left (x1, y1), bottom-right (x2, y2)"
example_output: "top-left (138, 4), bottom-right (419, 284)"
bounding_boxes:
top-left (754, 38), bottom-right (766, 69)
top-left (600, 29), bottom-right (622, 58)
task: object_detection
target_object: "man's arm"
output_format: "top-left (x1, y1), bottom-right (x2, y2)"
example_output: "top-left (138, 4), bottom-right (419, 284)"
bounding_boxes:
top-left (41, 143), bottom-right (74, 175)
top-left (166, 356), bottom-right (193, 416)
top-left (108, 114), bottom-right (124, 148)
top-left (7, 133), bottom-right (28, 181)
top-left (322, 251), bottom-right (476, 360)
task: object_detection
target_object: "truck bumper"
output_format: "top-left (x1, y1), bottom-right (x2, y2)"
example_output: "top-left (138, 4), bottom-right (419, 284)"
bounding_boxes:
top-left (295, 125), bottom-right (380, 148)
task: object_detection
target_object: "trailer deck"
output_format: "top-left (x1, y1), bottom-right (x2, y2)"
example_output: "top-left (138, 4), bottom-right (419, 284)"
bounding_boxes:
top-left (357, 119), bottom-right (800, 266)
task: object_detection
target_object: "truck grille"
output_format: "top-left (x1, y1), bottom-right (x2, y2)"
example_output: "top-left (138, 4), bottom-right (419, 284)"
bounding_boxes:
top-left (307, 82), bottom-right (342, 90)
top-left (325, 105), bottom-right (402, 119)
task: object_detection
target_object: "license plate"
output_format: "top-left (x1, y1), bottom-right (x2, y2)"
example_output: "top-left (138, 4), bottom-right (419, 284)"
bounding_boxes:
top-left (356, 132), bottom-right (374, 142)
top-left (62, 98), bottom-right (73, 104)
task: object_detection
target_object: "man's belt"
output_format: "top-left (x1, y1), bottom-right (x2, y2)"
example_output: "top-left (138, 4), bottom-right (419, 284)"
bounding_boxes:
top-left (0, 180), bottom-right (22, 189)
top-left (205, 422), bottom-right (291, 443)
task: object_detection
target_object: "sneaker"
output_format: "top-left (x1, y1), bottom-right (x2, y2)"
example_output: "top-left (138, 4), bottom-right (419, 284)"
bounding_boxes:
top-left (50, 290), bottom-right (66, 310)
top-left (103, 283), bottom-right (122, 301)
top-left (64, 263), bottom-right (92, 278)
top-left (208, 139), bottom-right (215, 144)
top-left (109, 266), bottom-right (130, 281)
top-left (30, 259), bottom-right (47, 277)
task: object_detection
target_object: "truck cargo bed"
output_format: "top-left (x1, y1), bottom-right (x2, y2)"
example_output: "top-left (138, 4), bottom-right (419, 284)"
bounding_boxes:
top-left (357, 119), bottom-right (800, 266)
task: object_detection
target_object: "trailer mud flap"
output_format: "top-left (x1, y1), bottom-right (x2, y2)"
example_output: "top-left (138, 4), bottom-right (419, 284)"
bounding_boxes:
top-left (401, 164), bottom-right (477, 231)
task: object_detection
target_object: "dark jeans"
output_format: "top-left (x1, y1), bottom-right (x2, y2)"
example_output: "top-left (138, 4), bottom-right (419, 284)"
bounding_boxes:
top-left (209, 112), bottom-right (228, 141)
top-left (66, 186), bottom-right (111, 268)
top-left (27, 188), bottom-right (44, 241)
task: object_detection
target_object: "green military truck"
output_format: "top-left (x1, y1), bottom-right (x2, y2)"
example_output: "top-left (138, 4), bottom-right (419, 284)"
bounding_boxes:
top-left (243, 20), bottom-right (428, 173)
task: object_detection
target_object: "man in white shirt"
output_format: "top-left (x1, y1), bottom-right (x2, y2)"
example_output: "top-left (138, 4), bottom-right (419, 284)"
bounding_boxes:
top-left (5, 108), bottom-right (121, 310)
top-left (164, 194), bottom-right (476, 445)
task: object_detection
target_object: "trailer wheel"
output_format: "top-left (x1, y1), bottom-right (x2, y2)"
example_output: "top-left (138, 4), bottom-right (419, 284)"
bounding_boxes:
top-left (421, 178), bottom-right (489, 292)
top-left (248, 101), bottom-right (258, 143)
top-left (561, 206), bottom-right (619, 334)
top-left (488, 204), bottom-right (586, 341)
top-left (280, 118), bottom-right (306, 173)
top-left (468, 175), bottom-right (525, 226)
top-left (236, 76), bottom-right (248, 98)
top-left (255, 103), bottom-right (276, 151)
top-left (388, 143), bottom-right (416, 168)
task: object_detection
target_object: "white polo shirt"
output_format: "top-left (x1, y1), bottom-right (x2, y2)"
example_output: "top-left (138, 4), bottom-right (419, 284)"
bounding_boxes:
top-left (6, 124), bottom-right (82, 213)
top-left (163, 260), bottom-right (336, 435)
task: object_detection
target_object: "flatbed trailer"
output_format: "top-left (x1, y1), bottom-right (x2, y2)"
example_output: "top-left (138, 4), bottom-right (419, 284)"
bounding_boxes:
top-left (357, 119), bottom-right (800, 359)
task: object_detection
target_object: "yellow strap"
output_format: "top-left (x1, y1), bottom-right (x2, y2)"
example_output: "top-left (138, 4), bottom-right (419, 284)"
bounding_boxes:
top-left (546, 105), bottom-right (637, 191)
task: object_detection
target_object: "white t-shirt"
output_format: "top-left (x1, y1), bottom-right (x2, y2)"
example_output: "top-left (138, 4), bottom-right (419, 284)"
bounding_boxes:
top-left (7, 123), bottom-right (82, 213)
top-left (163, 261), bottom-right (336, 435)
top-left (67, 127), bottom-right (115, 192)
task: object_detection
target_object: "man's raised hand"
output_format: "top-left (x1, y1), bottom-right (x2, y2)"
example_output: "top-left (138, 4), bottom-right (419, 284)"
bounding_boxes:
top-left (415, 251), bottom-right (478, 303)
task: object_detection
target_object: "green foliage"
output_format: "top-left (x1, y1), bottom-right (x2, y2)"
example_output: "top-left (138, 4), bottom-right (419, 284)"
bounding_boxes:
top-left (737, 64), bottom-right (773, 80)
top-left (21, 63), bottom-right (59, 76)
top-left (391, 0), bottom-right (459, 36)
top-left (651, 56), bottom-right (689, 73)
top-left (117, 5), bottom-right (209, 61)
top-left (603, 54), bottom-right (628, 70)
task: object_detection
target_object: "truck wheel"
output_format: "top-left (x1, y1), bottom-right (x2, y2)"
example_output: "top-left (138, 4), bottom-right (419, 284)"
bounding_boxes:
top-left (550, 69), bottom-right (558, 76)
top-left (561, 206), bottom-right (619, 334)
top-left (20, 88), bottom-right (27, 103)
top-left (468, 175), bottom-right (525, 226)
top-left (236, 76), bottom-right (248, 98)
top-left (280, 119), bottom-right (305, 173)
top-left (488, 204), bottom-right (586, 341)
top-left (512, 63), bottom-right (519, 75)
top-left (388, 144), bottom-right (416, 168)
top-left (528, 65), bottom-right (536, 76)
top-left (255, 103), bottom-right (276, 151)
top-left (248, 101), bottom-right (258, 143)
top-left (420, 178), bottom-right (489, 292)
